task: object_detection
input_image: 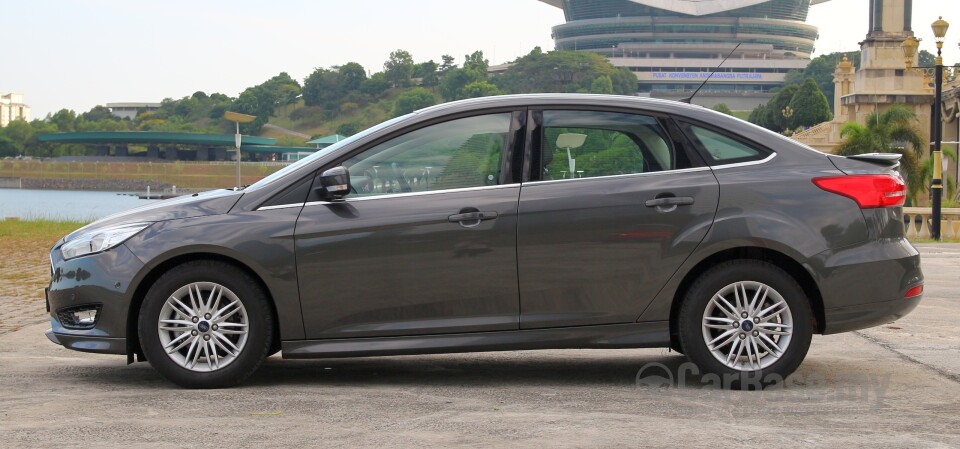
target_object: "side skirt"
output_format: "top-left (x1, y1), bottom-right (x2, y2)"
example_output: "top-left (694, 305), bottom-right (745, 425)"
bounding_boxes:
top-left (281, 322), bottom-right (670, 359)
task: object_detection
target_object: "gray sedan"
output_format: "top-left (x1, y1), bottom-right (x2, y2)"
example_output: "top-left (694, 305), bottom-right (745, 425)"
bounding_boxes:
top-left (45, 94), bottom-right (923, 388)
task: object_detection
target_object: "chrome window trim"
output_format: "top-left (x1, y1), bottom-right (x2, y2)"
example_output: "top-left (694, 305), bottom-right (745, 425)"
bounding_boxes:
top-left (256, 203), bottom-right (306, 212)
top-left (302, 183), bottom-right (521, 207)
top-left (710, 152), bottom-right (777, 170)
top-left (524, 166), bottom-right (712, 186)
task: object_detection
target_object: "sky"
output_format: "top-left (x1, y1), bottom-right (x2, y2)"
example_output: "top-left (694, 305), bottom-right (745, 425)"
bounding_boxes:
top-left (3, 0), bottom-right (957, 119)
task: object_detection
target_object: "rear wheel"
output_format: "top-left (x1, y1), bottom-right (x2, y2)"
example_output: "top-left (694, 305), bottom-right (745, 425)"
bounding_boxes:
top-left (678, 260), bottom-right (812, 389)
top-left (138, 260), bottom-right (273, 389)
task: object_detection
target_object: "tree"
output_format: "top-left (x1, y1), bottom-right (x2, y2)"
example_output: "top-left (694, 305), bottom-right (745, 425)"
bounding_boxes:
top-left (461, 81), bottom-right (504, 99)
top-left (762, 84), bottom-right (800, 132)
top-left (302, 67), bottom-right (339, 107)
top-left (336, 122), bottom-right (363, 137)
top-left (81, 105), bottom-right (117, 122)
top-left (439, 55), bottom-right (457, 74)
top-left (49, 109), bottom-right (77, 132)
top-left (413, 60), bottom-right (439, 86)
top-left (339, 62), bottom-right (368, 91)
top-left (712, 103), bottom-right (734, 116)
top-left (834, 105), bottom-right (926, 203)
top-left (786, 78), bottom-right (832, 128)
top-left (589, 76), bottom-right (614, 94)
top-left (463, 51), bottom-right (489, 72)
top-left (393, 88), bottom-right (437, 116)
top-left (384, 49), bottom-right (415, 87)
top-left (360, 73), bottom-right (391, 96)
top-left (747, 103), bottom-right (767, 126)
top-left (492, 49), bottom-right (636, 96)
top-left (440, 66), bottom-right (487, 101)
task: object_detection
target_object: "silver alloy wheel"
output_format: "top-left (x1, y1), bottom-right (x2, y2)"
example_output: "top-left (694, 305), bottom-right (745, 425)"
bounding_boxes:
top-left (701, 280), bottom-right (794, 371)
top-left (157, 282), bottom-right (249, 372)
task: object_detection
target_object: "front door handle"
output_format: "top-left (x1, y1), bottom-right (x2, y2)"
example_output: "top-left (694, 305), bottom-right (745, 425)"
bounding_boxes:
top-left (448, 211), bottom-right (499, 227)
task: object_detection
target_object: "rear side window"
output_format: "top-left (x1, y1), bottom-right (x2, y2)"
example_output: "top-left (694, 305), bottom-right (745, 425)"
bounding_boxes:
top-left (681, 123), bottom-right (769, 165)
top-left (540, 110), bottom-right (690, 180)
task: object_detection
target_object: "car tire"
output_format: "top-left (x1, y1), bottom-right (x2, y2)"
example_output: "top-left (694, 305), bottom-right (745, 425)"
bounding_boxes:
top-left (678, 260), bottom-right (812, 389)
top-left (138, 260), bottom-right (273, 389)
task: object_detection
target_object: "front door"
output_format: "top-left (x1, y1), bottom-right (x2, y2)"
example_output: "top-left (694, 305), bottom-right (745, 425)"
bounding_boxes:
top-left (296, 112), bottom-right (524, 339)
top-left (517, 109), bottom-right (720, 329)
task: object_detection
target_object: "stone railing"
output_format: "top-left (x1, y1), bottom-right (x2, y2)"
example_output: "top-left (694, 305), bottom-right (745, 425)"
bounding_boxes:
top-left (903, 207), bottom-right (960, 240)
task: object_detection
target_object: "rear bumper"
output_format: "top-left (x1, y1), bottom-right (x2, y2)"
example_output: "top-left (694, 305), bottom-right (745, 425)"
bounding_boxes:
top-left (809, 238), bottom-right (923, 333)
top-left (823, 295), bottom-right (922, 334)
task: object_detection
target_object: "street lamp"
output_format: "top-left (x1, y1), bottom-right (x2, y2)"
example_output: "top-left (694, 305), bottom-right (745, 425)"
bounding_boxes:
top-left (223, 111), bottom-right (257, 190)
top-left (902, 17), bottom-right (949, 240)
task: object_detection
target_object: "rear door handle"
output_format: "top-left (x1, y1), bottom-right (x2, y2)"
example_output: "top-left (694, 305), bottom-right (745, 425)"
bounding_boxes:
top-left (448, 211), bottom-right (498, 227)
top-left (645, 197), bottom-right (695, 208)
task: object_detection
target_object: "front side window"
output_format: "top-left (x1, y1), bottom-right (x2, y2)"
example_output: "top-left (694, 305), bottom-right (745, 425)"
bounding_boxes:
top-left (540, 110), bottom-right (685, 180)
top-left (343, 114), bottom-right (511, 197)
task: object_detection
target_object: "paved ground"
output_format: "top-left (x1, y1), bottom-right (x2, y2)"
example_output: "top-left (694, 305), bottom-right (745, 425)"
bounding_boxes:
top-left (1, 244), bottom-right (958, 447)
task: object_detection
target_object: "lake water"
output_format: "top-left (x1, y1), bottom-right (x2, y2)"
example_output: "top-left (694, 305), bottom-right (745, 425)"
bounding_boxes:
top-left (0, 188), bottom-right (159, 222)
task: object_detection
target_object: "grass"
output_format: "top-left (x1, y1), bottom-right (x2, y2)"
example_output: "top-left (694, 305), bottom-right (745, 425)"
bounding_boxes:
top-left (0, 219), bottom-right (87, 241)
top-left (0, 160), bottom-right (285, 189)
top-left (0, 219), bottom-right (90, 311)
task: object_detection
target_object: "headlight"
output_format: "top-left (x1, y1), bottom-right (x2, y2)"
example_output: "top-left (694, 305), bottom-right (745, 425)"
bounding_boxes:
top-left (60, 222), bottom-right (152, 260)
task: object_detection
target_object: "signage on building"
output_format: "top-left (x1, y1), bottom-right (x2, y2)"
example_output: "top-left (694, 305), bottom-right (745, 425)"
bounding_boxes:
top-left (635, 72), bottom-right (784, 83)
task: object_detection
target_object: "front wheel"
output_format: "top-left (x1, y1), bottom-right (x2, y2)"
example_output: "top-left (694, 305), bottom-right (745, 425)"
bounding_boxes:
top-left (138, 260), bottom-right (273, 389)
top-left (677, 260), bottom-right (812, 389)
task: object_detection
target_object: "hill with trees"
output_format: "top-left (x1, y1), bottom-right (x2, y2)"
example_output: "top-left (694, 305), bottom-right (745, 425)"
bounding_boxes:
top-left (1, 47), bottom-right (642, 158)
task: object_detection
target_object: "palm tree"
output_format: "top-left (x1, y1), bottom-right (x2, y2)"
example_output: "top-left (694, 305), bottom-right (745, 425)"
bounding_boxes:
top-left (918, 147), bottom-right (958, 204)
top-left (834, 105), bottom-right (926, 204)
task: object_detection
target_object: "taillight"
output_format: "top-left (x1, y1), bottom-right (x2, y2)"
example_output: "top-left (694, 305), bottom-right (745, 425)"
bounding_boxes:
top-left (812, 175), bottom-right (906, 208)
top-left (904, 285), bottom-right (923, 298)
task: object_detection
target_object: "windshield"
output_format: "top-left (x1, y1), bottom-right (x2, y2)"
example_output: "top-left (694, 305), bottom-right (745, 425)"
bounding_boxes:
top-left (245, 113), bottom-right (414, 191)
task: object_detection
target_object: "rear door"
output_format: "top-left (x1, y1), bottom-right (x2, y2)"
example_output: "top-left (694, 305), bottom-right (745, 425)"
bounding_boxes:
top-left (517, 109), bottom-right (720, 329)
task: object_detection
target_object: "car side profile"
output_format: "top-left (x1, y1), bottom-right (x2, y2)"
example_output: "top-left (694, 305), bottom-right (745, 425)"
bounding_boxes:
top-left (44, 94), bottom-right (923, 389)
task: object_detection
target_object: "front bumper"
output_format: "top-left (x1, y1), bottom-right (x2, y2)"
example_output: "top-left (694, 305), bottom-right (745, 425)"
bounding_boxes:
top-left (45, 243), bottom-right (144, 355)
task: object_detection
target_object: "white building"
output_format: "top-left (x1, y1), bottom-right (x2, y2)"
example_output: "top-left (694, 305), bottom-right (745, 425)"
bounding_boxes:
top-left (107, 102), bottom-right (161, 120)
top-left (0, 92), bottom-right (30, 127)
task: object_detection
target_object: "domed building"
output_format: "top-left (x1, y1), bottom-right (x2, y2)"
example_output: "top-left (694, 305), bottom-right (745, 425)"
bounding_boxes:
top-left (539, 0), bottom-right (831, 108)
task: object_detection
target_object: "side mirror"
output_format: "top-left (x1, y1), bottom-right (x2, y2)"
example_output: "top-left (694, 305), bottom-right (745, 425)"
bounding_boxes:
top-left (317, 166), bottom-right (351, 201)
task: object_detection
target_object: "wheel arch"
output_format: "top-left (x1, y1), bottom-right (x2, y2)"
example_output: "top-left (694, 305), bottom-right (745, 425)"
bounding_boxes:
top-left (125, 252), bottom-right (282, 361)
top-left (667, 246), bottom-right (826, 350)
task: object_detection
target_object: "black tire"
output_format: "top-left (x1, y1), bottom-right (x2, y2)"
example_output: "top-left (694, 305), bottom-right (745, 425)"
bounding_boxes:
top-left (138, 260), bottom-right (273, 389)
top-left (677, 260), bottom-right (812, 389)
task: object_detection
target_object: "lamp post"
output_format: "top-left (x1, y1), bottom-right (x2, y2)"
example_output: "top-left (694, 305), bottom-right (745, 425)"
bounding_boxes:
top-left (223, 111), bottom-right (257, 190)
top-left (902, 17), bottom-right (950, 240)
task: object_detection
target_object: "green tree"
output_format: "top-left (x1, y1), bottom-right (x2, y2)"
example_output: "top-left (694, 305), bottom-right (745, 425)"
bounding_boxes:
top-left (589, 75), bottom-right (614, 94)
top-left (384, 49), bottom-right (415, 87)
top-left (80, 105), bottom-right (117, 122)
top-left (49, 109), bottom-right (77, 132)
top-left (787, 77), bottom-right (832, 128)
top-left (360, 73), bottom-right (391, 97)
top-left (762, 84), bottom-right (800, 132)
top-left (414, 60), bottom-right (440, 86)
top-left (747, 103), bottom-right (767, 126)
top-left (336, 122), bottom-right (363, 137)
top-left (493, 49), bottom-right (636, 96)
top-left (834, 105), bottom-right (926, 203)
top-left (712, 103), bottom-right (734, 116)
top-left (440, 66), bottom-right (487, 101)
top-left (393, 88), bottom-right (437, 116)
top-left (338, 62), bottom-right (368, 91)
top-left (461, 81), bottom-right (504, 99)
top-left (439, 54), bottom-right (457, 74)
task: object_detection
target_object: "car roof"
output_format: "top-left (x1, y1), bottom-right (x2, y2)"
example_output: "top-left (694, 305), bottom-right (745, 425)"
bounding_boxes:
top-left (414, 94), bottom-right (709, 118)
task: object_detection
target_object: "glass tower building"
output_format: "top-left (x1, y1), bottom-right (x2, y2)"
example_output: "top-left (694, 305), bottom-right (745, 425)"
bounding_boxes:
top-left (539, 0), bottom-right (829, 109)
